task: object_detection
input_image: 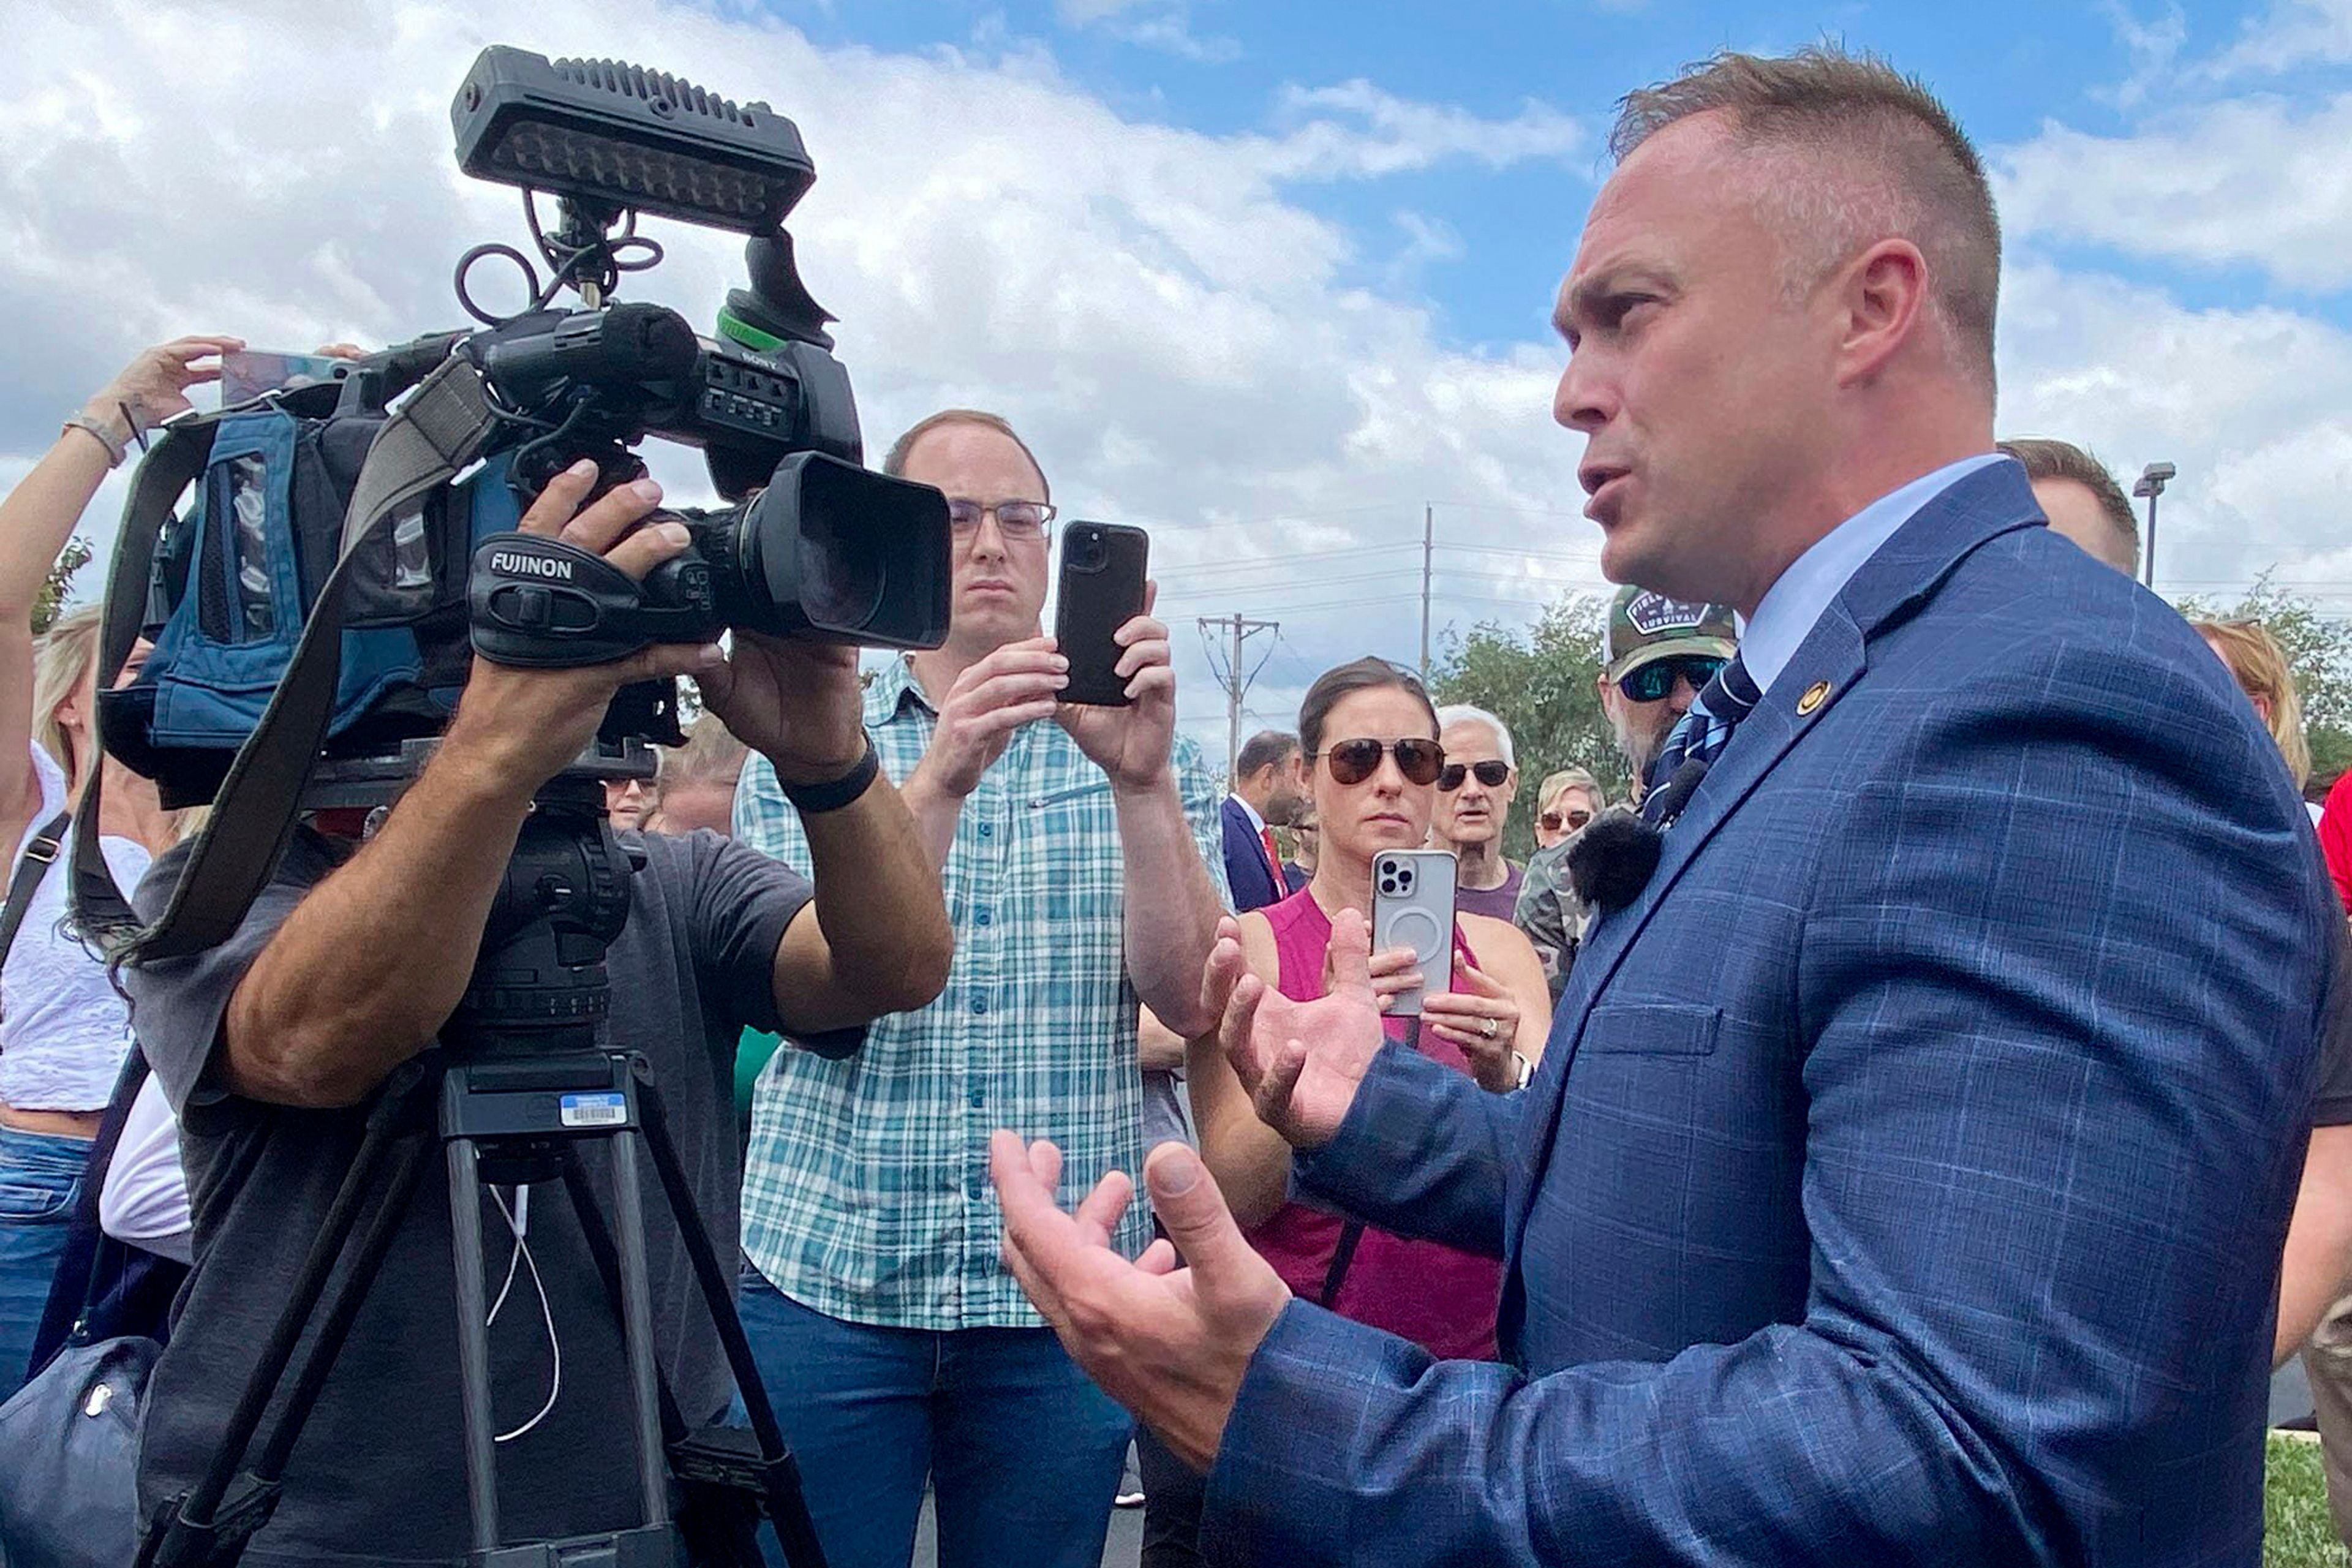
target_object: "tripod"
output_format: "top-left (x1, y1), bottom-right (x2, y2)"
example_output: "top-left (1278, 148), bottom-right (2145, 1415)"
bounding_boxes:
top-left (136, 777), bottom-right (828, 1568)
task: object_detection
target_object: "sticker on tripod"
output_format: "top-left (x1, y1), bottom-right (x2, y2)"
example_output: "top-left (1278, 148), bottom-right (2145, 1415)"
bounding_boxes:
top-left (560, 1091), bottom-right (628, 1128)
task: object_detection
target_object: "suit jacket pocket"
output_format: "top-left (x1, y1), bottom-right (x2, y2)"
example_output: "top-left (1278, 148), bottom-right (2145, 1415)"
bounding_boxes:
top-left (1578, 1001), bottom-right (1722, 1056)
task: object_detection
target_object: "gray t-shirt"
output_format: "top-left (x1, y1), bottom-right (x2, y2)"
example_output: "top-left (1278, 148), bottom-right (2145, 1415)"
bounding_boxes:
top-left (126, 826), bottom-right (815, 1565)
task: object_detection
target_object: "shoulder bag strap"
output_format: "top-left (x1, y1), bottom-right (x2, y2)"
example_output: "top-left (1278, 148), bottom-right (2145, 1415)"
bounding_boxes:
top-left (0, 809), bottom-right (73, 998)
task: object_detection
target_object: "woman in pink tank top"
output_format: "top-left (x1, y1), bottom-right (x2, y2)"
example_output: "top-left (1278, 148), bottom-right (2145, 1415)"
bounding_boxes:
top-left (1187, 657), bottom-right (1552, 1361)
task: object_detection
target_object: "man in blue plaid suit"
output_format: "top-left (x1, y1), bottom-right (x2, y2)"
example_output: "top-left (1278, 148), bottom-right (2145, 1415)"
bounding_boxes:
top-left (990, 46), bottom-right (2340, 1566)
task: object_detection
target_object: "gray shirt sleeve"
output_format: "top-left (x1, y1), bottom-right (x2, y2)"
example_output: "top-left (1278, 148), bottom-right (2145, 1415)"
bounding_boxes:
top-left (660, 828), bottom-right (834, 1051)
top-left (123, 831), bottom-right (344, 1124)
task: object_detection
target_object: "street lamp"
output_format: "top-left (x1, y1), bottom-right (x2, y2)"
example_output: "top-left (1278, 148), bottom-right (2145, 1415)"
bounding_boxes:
top-left (2132, 462), bottom-right (2175, 588)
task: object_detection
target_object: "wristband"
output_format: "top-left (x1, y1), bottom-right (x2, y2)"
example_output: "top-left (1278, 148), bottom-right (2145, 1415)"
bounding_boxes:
top-left (61, 412), bottom-right (127, 469)
top-left (779, 738), bottom-right (880, 815)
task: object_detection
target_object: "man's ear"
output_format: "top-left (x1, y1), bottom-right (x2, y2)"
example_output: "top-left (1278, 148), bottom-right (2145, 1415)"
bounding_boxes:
top-left (1831, 237), bottom-right (1930, 388)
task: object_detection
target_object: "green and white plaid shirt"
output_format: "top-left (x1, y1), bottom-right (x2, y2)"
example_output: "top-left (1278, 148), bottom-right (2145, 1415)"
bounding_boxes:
top-left (733, 656), bottom-right (1230, 1330)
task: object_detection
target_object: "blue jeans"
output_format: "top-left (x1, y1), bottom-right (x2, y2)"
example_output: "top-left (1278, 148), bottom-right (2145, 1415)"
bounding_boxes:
top-left (736, 1269), bottom-right (1131, 1568)
top-left (0, 1125), bottom-right (91, 1393)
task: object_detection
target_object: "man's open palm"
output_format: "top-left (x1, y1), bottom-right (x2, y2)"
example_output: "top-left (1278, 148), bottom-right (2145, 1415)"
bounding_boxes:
top-left (1206, 907), bottom-right (1387, 1149)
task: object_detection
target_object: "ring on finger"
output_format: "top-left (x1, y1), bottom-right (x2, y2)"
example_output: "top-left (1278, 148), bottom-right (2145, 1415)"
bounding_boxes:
top-left (1480, 1017), bottom-right (1498, 1039)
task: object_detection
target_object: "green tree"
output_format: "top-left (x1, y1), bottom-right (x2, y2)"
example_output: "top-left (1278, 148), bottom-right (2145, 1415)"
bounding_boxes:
top-left (2174, 574), bottom-right (2352, 787)
top-left (1428, 594), bottom-right (1622, 862)
top-left (33, 538), bottom-right (91, 635)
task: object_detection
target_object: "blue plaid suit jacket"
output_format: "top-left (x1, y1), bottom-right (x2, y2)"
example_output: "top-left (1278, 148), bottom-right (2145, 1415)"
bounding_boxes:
top-left (1201, 461), bottom-right (2340, 1566)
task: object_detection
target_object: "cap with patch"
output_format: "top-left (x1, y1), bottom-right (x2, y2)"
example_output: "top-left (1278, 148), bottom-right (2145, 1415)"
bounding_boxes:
top-left (1602, 586), bottom-right (1737, 682)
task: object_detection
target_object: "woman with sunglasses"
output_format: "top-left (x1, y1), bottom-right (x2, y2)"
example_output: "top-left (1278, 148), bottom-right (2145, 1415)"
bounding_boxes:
top-left (1186, 657), bottom-right (1550, 1365)
top-left (1534, 767), bottom-right (1605, 850)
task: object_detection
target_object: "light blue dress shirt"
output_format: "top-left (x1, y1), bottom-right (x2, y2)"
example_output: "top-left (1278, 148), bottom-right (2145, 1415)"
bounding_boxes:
top-left (1736, 453), bottom-right (2010, 698)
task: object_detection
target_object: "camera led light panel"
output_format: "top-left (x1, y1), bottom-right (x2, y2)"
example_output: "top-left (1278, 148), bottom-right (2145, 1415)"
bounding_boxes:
top-left (454, 48), bottom-right (815, 235)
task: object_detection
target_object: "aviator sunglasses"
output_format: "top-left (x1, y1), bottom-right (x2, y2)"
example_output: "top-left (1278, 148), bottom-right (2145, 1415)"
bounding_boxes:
top-left (1541, 807), bottom-right (1594, 833)
top-left (1616, 654), bottom-right (1726, 704)
top-left (1438, 760), bottom-right (1510, 792)
top-left (1314, 737), bottom-right (1446, 786)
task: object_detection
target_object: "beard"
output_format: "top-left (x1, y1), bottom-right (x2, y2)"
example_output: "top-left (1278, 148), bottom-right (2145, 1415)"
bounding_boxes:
top-left (1612, 709), bottom-right (1676, 799)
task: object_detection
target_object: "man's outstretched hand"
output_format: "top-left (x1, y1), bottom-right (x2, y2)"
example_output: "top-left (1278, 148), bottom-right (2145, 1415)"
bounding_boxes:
top-left (993, 1133), bottom-right (1291, 1472)
top-left (1205, 907), bottom-right (1388, 1150)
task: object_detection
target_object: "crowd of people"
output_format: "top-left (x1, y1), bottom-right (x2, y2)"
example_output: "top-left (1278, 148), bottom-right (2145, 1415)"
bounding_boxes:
top-left (2, 39), bottom-right (2351, 1568)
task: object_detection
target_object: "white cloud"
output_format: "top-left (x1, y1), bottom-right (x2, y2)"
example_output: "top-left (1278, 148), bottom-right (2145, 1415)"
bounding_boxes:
top-left (1054, 0), bottom-right (1240, 62)
top-left (1, 0), bottom-right (1593, 761)
top-left (1270, 80), bottom-right (1586, 178)
top-left (2208, 0), bottom-right (2352, 76)
top-left (1995, 260), bottom-right (2352, 595)
top-left (2095, 0), bottom-right (2186, 108)
top-left (1992, 92), bottom-right (2352, 290)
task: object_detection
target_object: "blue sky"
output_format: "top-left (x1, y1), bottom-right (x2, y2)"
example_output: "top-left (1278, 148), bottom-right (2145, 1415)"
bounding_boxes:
top-left (6, 0), bottom-right (2349, 760)
top-left (771, 0), bottom-right (2349, 341)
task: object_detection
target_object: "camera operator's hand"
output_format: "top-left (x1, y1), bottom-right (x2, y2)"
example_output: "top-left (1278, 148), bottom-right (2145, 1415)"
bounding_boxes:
top-left (444, 459), bottom-right (722, 796)
top-left (1055, 582), bottom-right (1175, 793)
top-left (695, 631), bottom-right (866, 785)
top-left (912, 635), bottom-right (1068, 800)
top-left (83, 335), bottom-right (247, 448)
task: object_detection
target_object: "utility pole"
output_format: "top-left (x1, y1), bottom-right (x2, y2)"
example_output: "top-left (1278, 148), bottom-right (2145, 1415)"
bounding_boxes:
top-left (1197, 613), bottom-right (1280, 783)
top-left (1419, 503), bottom-right (1434, 676)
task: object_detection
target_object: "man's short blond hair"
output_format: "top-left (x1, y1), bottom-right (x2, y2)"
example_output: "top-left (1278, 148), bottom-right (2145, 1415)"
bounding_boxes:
top-left (881, 409), bottom-right (1050, 500)
top-left (1999, 437), bottom-right (2141, 575)
top-left (1610, 46), bottom-right (2000, 393)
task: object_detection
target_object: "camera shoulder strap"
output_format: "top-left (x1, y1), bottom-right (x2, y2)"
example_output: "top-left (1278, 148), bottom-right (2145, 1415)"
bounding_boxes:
top-left (72, 357), bottom-right (499, 964)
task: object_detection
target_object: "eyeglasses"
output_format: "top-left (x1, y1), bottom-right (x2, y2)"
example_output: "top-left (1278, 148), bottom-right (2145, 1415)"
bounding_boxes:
top-left (1313, 737), bottom-right (1445, 787)
top-left (1437, 760), bottom-right (1510, 792)
top-left (946, 498), bottom-right (1057, 541)
top-left (1540, 809), bottom-right (1594, 833)
top-left (1616, 655), bottom-right (1725, 704)
top-left (1294, 823), bottom-right (1319, 838)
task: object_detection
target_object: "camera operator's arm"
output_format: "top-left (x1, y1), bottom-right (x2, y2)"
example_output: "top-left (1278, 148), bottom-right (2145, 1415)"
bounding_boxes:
top-left (221, 462), bottom-right (717, 1107)
top-left (0, 337), bottom-right (241, 824)
top-left (695, 634), bottom-right (952, 1032)
top-left (1057, 586), bottom-right (1225, 1037)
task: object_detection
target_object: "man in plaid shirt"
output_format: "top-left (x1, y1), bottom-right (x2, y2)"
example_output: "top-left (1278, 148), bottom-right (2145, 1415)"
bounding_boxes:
top-left (733, 409), bottom-right (1229, 1568)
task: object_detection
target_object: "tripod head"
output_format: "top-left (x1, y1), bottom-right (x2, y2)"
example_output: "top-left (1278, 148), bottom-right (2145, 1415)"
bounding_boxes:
top-left (445, 771), bottom-right (638, 1061)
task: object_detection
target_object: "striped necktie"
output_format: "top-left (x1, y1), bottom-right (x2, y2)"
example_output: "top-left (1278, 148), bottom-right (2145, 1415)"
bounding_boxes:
top-left (1641, 653), bottom-right (1762, 824)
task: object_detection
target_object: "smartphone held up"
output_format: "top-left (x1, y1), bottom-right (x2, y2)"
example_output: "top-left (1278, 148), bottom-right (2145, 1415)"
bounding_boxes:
top-left (1054, 520), bottom-right (1150, 707)
top-left (1372, 850), bottom-right (1457, 1017)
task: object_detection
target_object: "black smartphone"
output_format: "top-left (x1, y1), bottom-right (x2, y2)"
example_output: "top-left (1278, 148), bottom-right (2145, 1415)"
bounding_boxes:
top-left (1054, 521), bottom-right (1150, 707)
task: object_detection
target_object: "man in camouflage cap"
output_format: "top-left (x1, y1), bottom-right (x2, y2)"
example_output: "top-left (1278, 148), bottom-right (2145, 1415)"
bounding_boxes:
top-left (1513, 585), bottom-right (1737, 998)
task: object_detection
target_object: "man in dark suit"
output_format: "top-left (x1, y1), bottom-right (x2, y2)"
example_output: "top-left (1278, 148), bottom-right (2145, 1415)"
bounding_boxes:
top-left (990, 45), bottom-right (2338, 1566)
top-left (1219, 730), bottom-right (1302, 916)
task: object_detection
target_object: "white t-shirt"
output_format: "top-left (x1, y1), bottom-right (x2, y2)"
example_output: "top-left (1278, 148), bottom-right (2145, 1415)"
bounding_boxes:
top-left (100, 1072), bottom-right (192, 1264)
top-left (1, 741), bottom-right (152, 1111)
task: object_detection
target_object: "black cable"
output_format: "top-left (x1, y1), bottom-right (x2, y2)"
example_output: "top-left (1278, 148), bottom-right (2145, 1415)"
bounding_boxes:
top-left (454, 244), bottom-right (543, 328)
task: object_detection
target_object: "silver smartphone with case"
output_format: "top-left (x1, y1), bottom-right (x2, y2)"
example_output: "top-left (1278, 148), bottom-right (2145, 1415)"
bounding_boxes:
top-left (1371, 849), bottom-right (1457, 1017)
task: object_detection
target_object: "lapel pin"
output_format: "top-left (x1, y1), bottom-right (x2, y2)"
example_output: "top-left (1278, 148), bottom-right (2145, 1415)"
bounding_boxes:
top-left (1796, 680), bottom-right (1831, 716)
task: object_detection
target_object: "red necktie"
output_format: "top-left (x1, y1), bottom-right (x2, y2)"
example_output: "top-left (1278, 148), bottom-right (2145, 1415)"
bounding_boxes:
top-left (1261, 826), bottom-right (1284, 883)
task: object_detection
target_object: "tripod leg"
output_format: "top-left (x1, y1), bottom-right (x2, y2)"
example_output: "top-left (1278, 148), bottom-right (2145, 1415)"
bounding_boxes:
top-left (607, 1131), bottom-right (676, 1528)
top-left (446, 1136), bottom-right (503, 1553)
top-left (553, 1143), bottom-right (689, 1445)
top-left (247, 1129), bottom-right (435, 1483)
top-left (154, 1062), bottom-right (435, 1551)
top-left (634, 1069), bottom-right (831, 1568)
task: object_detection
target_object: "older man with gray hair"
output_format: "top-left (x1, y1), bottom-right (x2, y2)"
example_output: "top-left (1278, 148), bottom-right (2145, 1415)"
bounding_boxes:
top-left (1428, 703), bottom-right (1523, 920)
